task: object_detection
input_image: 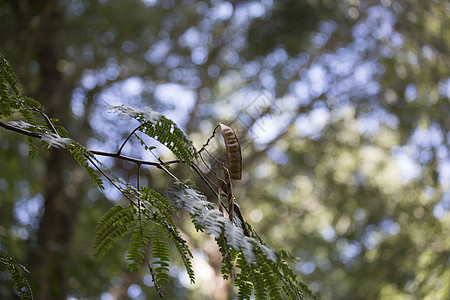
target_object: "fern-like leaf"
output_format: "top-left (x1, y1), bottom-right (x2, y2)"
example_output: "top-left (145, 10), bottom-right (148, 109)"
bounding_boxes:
top-left (141, 186), bottom-right (178, 216)
top-left (216, 234), bottom-right (234, 280)
top-left (167, 184), bottom-right (316, 299)
top-left (149, 222), bottom-right (171, 286)
top-left (106, 105), bottom-right (197, 163)
top-left (0, 53), bottom-right (20, 116)
top-left (250, 268), bottom-right (267, 300)
top-left (0, 250), bottom-right (33, 299)
top-left (139, 187), bottom-right (195, 283)
top-left (169, 232), bottom-right (195, 284)
top-left (127, 217), bottom-right (152, 272)
top-left (260, 258), bottom-right (282, 299)
top-left (93, 205), bottom-right (136, 259)
top-left (67, 142), bottom-right (104, 190)
top-left (236, 254), bottom-right (253, 300)
top-left (0, 53), bottom-right (19, 95)
top-left (168, 185), bottom-right (275, 264)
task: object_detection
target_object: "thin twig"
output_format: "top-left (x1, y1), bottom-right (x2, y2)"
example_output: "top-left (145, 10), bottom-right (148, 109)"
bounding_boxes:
top-left (145, 255), bottom-right (164, 298)
top-left (204, 148), bottom-right (225, 167)
top-left (137, 164), bottom-right (141, 190)
top-left (36, 109), bottom-right (58, 135)
top-left (198, 124), bottom-right (221, 154)
top-left (88, 150), bottom-right (180, 167)
top-left (85, 155), bottom-right (184, 245)
top-left (157, 159), bottom-right (182, 183)
top-left (196, 153), bottom-right (219, 192)
top-left (190, 162), bottom-right (219, 199)
top-left (199, 152), bottom-right (218, 179)
top-left (85, 155), bottom-right (129, 199)
top-left (117, 124), bottom-right (144, 155)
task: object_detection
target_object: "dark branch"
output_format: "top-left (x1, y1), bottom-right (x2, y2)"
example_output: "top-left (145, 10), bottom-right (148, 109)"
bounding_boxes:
top-left (36, 109), bottom-right (58, 135)
top-left (2, 118), bottom-right (219, 203)
top-left (198, 124), bottom-right (221, 154)
top-left (117, 124), bottom-right (144, 155)
top-left (0, 121), bottom-right (43, 139)
top-left (88, 150), bottom-right (180, 167)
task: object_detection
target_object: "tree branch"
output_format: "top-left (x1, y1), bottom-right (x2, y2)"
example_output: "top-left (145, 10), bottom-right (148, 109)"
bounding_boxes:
top-left (198, 124), bottom-right (221, 154)
top-left (36, 109), bottom-right (58, 135)
top-left (117, 124), bottom-right (144, 155)
top-left (1, 118), bottom-right (220, 203)
top-left (0, 121), bottom-right (43, 139)
top-left (88, 150), bottom-right (180, 167)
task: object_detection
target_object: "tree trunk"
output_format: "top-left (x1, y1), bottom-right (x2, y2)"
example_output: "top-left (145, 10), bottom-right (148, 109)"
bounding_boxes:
top-left (24, 10), bottom-right (80, 300)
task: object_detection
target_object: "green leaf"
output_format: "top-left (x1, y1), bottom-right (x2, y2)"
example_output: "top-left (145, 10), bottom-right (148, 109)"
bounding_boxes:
top-left (0, 250), bottom-right (33, 299)
top-left (127, 218), bottom-right (152, 272)
top-left (149, 222), bottom-right (171, 287)
top-left (93, 205), bottom-right (136, 259)
top-left (106, 105), bottom-right (198, 163)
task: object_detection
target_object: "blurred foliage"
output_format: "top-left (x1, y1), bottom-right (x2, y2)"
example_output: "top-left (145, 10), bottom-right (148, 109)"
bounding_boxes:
top-left (0, 250), bottom-right (33, 299)
top-left (0, 0), bottom-right (449, 299)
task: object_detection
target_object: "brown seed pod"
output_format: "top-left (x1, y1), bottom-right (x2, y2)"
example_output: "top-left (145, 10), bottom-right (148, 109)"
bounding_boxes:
top-left (219, 123), bottom-right (242, 180)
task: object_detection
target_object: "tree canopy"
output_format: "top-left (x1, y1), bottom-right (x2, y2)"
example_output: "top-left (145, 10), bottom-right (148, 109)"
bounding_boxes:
top-left (1, 0), bottom-right (449, 299)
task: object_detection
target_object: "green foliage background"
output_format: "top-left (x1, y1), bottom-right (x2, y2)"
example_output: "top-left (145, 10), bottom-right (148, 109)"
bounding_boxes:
top-left (0, 0), bottom-right (449, 299)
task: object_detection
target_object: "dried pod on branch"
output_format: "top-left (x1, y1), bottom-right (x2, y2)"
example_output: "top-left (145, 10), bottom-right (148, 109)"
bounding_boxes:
top-left (219, 123), bottom-right (242, 180)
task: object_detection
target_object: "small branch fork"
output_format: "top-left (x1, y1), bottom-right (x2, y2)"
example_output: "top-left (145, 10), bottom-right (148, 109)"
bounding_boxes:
top-left (0, 119), bottom-right (201, 188)
top-left (1, 119), bottom-right (248, 233)
top-left (2, 116), bottom-right (251, 296)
